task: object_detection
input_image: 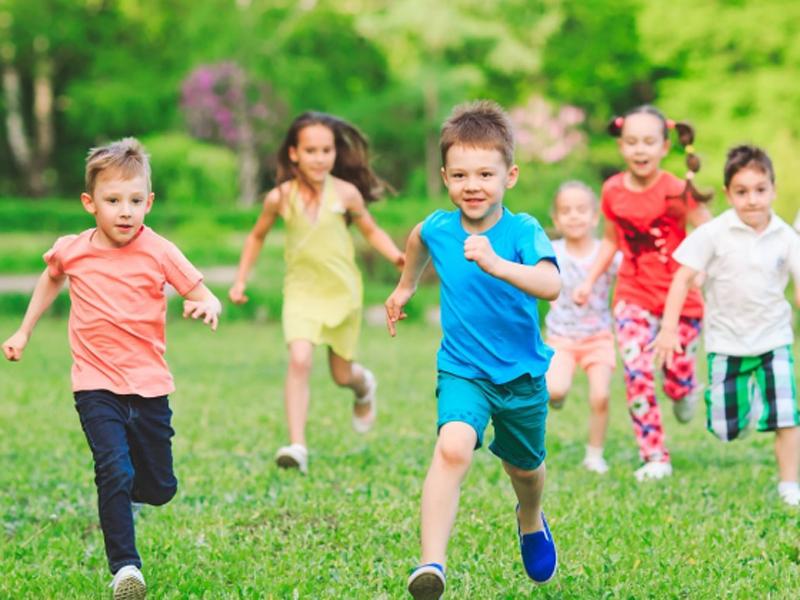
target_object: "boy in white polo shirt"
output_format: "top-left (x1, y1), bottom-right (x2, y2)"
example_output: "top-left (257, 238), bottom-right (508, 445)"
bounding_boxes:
top-left (651, 145), bottom-right (800, 506)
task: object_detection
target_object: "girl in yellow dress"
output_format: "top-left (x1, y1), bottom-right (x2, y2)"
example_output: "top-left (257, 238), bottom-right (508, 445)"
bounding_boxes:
top-left (229, 112), bottom-right (404, 473)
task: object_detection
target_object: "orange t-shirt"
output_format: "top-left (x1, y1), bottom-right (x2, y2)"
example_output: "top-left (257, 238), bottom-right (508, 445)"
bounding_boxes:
top-left (601, 171), bottom-right (703, 318)
top-left (44, 226), bottom-right (203, 397)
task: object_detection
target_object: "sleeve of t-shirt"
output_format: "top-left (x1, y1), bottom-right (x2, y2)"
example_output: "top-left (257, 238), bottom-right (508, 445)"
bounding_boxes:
top-left (600, 183), bottom-right (615, 222)
top-left (419, 210), bottom-right (444, 247)
top-left (161, 241), bottom-right (203, 296)
top-left (609, 250), bottom-right (623, 276)
top-left (672, 221), bottom-right (714, 272)
top-left (516, 215), bottom-right (558, 269)
top-left (42, 235), bottom-right (77, 278)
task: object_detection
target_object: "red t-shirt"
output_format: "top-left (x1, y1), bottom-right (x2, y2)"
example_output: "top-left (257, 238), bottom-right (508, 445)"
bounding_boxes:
top-left (601, 171), bottom-right (703, 318)
top-left (45, 226), bottom-right (203, 396)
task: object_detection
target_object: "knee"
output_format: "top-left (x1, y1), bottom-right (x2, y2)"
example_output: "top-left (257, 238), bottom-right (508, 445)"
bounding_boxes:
top-left (548, 388), bottom-right (568, 408)
top-left (435, 437), bottom-right (473, 470)
top-left (504, 461), bottom-right (544, 482)
top-left (287, 350), bottom-right (312, 375)
top-left (96, 454), bottom-right (134, 492)
top-left (589, 394), bottom-right (609, 413)
top-left (146, 482), bottom-right (178, 506)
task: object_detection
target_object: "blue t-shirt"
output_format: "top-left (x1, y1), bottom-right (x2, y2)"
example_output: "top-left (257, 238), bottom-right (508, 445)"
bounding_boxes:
top-left (420, 207), bottom-right (557, 384)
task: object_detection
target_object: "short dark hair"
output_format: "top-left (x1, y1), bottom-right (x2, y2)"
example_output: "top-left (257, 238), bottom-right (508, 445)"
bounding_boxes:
top-left (440, 100), bottom-right (515, 166)
top-left (723, 145), bottom-right (774, 187)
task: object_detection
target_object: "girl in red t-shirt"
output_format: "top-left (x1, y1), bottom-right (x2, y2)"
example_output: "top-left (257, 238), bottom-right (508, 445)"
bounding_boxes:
top-left (574, 105), bottom-right (712, 481)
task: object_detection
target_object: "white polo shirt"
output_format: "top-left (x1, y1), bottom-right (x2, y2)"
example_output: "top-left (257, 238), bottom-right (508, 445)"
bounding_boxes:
top-left (673, 209), bottom-right (800, 356)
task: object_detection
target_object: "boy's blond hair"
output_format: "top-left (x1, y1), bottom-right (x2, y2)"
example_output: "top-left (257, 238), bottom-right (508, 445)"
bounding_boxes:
top-left (85, 137), bottom-right (152, 195)
top-left (552, 180), bottom-right (599, 214)
top-left (440, 100), bottom-right (515, 167)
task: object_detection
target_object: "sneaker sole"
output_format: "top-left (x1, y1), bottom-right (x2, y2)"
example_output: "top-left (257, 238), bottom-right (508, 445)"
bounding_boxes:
top-left (114, 576), bottom-right (146, 600)
top-left (407, 572), bottom-right (445, 600)
top-left (276, 455), bottom-right (301, 470)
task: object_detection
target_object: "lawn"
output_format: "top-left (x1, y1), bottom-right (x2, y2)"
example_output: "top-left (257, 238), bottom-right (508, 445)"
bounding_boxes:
top-left (1, 316), bottom-right (799, 599)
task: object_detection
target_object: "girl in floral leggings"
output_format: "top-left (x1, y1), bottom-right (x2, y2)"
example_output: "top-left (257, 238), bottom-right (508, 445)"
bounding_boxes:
top-left (573, 105), bottom-right (712, 481)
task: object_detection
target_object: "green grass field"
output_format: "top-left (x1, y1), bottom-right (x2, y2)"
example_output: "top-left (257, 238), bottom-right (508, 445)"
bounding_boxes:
top-left (2, 317), bottom-right (799, 599)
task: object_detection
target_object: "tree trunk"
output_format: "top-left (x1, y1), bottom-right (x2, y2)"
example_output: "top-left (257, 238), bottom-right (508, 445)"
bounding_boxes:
top-left (238, 132), bottom-right (260, 206)
top-left (2, 48), bottom-right (34, 188)
top-left (32, 35), bottom-right (54, 195)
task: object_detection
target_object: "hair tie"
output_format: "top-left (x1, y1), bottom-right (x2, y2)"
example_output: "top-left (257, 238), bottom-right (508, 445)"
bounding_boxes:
top-left (684, 144), bottom-right (695, 154)
top-left (666, 119), bottom-right (676, 129)
top-left (614, 116), bottom-right (624, 128)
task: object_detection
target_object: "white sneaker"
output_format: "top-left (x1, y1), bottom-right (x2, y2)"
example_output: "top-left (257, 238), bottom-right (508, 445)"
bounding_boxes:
top-left (110, 565), bottom-right (146, 600)
top-left (634, 461), bottom-right (672, 482)
top-left (275, 443), bottom-right (308, 474)
top-left (778, 485), bottom-right (800, 507)
top-left (352, 369), bottom-right (377, 433)
top-left (582, 455), bottom-right (609, 474)
top-left (673, 386), bottom-right (702, 424)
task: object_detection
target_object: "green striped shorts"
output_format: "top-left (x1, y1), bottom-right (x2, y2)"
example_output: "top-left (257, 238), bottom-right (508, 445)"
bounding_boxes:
top-left (706, 346), bottom-right (799, 441)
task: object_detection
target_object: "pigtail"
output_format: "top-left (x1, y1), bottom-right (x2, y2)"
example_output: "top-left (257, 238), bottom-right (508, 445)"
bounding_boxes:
top-left (673, 121), bottom-right (713, 203)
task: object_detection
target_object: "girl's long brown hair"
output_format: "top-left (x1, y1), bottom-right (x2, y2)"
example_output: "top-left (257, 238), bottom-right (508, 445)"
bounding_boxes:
top-left (608, 105), bottom-right (712, 202)
top-left (275, 111), bottom-right (391, 204)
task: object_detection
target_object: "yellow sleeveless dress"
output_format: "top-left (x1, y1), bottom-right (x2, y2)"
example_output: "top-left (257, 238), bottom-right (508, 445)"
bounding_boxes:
top-left (281, 177), bottom-right (363, 359)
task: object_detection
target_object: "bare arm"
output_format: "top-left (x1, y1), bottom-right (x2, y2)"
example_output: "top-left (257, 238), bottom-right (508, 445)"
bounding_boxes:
top-left (687, 204), bottom-right (713, 228)
top-left (384, 223), bottom-right (430, 336)
top-left (182, 282), bottom-right (222, 331)
top-left (573, 221), bottom-right (618, 305)
top-left (229, 189), bottom-right (281, 304)
top-left (648, 264), bottom-right (697, 368)
top-left (2, 269), bottom-right (66, 361)
top-left (347, 187), bottom-right (404, 269)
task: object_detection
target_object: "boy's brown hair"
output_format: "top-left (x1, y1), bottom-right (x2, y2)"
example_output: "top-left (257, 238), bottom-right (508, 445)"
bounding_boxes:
top-left (440, 100), bottom-right (515, 167)
top-left (85, 137), bottom-right (152, 195)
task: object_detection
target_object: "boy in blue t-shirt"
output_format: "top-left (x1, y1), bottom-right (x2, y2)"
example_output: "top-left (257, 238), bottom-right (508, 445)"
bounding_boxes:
top-left (385, 100), bottom-right (561, 599)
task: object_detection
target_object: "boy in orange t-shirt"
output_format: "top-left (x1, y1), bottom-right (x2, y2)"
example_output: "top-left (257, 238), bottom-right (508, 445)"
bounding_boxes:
top-left (2, 137), bottom-right (221, 600)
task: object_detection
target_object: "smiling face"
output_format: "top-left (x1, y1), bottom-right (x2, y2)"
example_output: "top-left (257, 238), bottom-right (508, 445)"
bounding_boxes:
top-left (80, 168), bottom-right (153, 248)
top-left (552, 186), bottom-right (598, 242)
top-left (617, 112), bottom-right (670, 188)
top-left (288, 123), bottom-right (336, 185)
top-left (725, 165), bottom-right (775, 232)
top-left (441, 144), bottom-right (519, 233)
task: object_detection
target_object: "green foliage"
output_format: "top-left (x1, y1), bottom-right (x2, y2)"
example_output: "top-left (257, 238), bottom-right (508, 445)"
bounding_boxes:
top-left (142, 133), bottom-right (239, 206)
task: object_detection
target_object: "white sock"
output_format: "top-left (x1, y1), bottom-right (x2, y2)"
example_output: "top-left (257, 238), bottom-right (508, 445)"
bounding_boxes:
top-left (585, 445), bottom-right (604, 460)
top-left (778, 481), bottom-right (799, 495)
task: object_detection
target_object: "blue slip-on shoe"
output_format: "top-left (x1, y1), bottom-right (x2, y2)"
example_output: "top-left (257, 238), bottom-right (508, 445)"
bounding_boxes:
top-left (517, 509), bottom-right (558, 584)
top-left (407, 562), bottom-right (445, 600)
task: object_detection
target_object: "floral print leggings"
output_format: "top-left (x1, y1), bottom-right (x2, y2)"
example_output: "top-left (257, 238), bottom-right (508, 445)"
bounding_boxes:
top-left (614, 301), bottom-right (702, 463)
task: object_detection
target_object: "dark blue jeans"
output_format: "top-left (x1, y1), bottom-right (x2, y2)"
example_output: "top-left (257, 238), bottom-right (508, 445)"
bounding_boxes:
top-left (74, 389), bottom-right (178, 574)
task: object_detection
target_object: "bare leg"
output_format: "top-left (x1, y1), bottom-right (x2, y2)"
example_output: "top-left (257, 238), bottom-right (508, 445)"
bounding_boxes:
top-left (285, 340), bottom-right (314, 446)
top-left (775, 426), bottom-right (800, 482)
top-left (545, 349), bottom-right (575, 409)
top-left (585, 364), bottom-right (612, 449)
top-left (419, 422), bottom-right (477, 566)
top-left (328, 349), bottom-right (371, 418)
top-left (504, 461), bottom-right (545, 534)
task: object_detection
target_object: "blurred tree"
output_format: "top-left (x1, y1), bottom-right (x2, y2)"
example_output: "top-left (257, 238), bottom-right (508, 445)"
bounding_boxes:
top-left (181, 62), bottom-right (286, 206)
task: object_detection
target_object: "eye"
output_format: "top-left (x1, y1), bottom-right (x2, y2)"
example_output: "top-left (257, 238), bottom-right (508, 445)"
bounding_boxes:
top-left (107, 197), bottom-right (117, 204)
top-left (481, 171), bottom-right (493, 178)
top-left (132, 198), bottom-right (143, 204)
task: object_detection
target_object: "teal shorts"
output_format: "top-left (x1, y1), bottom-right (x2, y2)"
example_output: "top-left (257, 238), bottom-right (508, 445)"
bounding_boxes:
top-left (436, 371), bottom-right (549, 470)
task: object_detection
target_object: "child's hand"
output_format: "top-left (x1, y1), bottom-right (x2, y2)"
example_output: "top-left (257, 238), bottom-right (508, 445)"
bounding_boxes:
top-left (2, 330), bottom-right (29, 361)
top-left (647, 328), bottom-right (682, 369)
top-left (464, 235), bottom-right (500, 274)
top-left (572, 281), bottom-right (591, 306)
top-left (228, 282), bottom-right (248, 305)
top-left (385, 286), bottom-right (414, 337)
top-left (183, 298), bottom-right (221, 331)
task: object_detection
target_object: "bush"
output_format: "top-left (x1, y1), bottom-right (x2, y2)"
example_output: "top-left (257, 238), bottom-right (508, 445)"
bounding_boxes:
top-left (142, 133), bottom-right (239, 207)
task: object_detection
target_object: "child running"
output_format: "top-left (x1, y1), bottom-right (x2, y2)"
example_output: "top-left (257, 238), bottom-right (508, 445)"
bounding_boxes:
top-left (2, 138), bottom-right (222, 599)
top-left (385, 100), bottom-right (560, 599)
top-left (545, 181), bottom-right (619, 474)
top-left (651, 145), bottom-right (800, 506)
top-left (573, 105), bottom-right (712, 481)
top-left (229, 112), bottom-right (404, 474)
